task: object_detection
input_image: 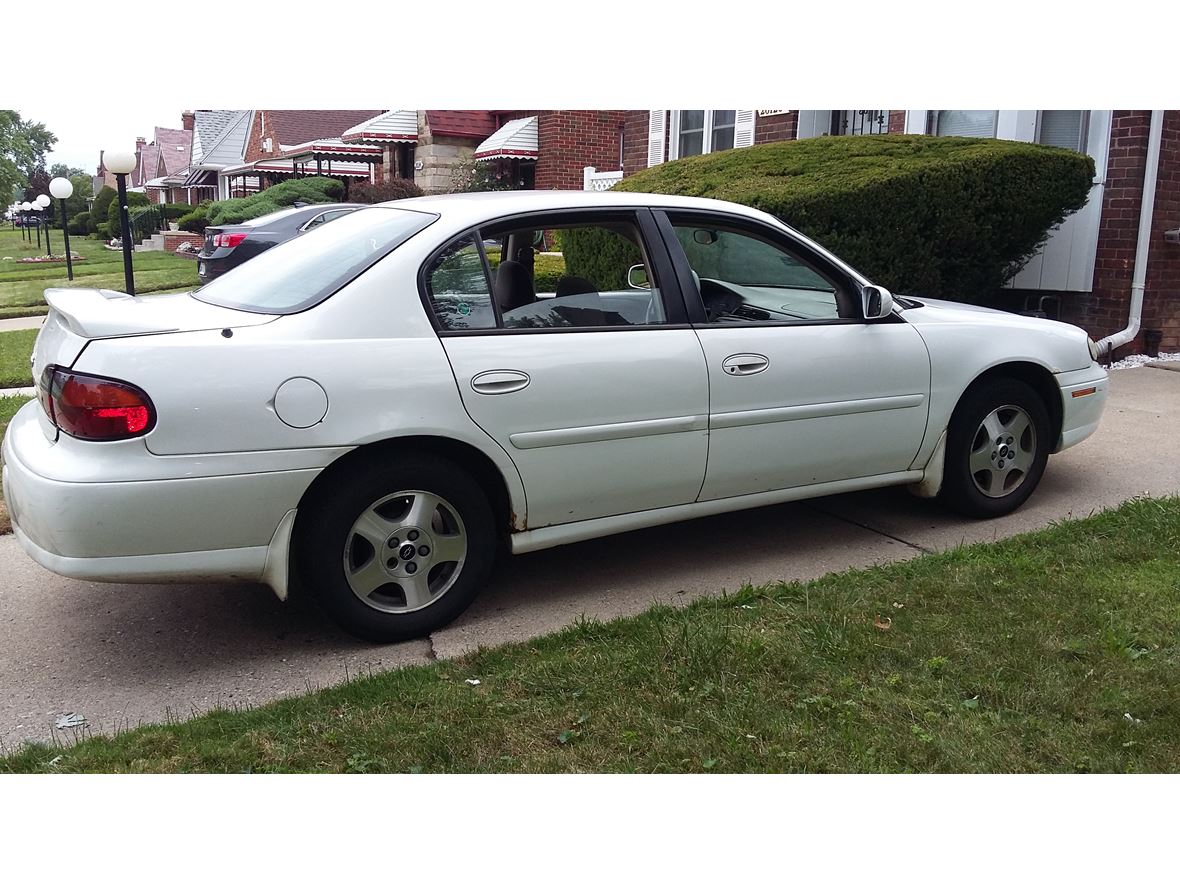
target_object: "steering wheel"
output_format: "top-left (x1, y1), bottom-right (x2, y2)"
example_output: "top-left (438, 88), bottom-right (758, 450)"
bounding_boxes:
top-left (699, 278), bottom-right (743, 321)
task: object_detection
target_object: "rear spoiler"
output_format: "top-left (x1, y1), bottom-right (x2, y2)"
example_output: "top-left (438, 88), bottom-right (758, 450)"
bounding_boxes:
top-left (43, 288), bottom-right (182, 339)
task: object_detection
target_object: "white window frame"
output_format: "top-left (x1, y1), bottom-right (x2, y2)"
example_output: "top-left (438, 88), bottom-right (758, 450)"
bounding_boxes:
top-left (669, 110), bottom-right (737, 160)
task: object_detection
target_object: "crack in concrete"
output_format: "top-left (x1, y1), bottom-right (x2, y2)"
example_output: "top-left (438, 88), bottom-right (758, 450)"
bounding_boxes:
top-left (807, 504), bottom-right (934, 555)
top-left (424, 634), bottom-right (439, 662)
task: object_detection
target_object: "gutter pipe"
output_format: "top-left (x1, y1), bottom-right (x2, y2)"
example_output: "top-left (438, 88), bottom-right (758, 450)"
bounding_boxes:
top-left (1097, 110), bottom-right (1165, 356)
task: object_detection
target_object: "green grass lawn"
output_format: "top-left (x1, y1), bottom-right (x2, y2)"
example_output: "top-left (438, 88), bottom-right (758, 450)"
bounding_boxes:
top-left (0, 226), bottom-right (198, 311)
top-left (0, 329), bottom-right (37, 388)
top-left (3, 496), bottom-right (1176, 773)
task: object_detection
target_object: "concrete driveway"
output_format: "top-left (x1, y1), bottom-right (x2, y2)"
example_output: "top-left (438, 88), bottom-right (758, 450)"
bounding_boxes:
top-left (1, 366), bottom-right (1177, 748)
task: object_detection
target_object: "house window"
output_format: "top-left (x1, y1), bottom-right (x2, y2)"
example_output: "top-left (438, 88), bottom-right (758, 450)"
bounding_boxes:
top-left (933, 110), bottom-right (997, 138)
top-left (1037, 111), bottom-right (1088, 151)
top-left (835, 110), bottom-right (888, 135)
top-left (674, 111), bottom-right (738, 159)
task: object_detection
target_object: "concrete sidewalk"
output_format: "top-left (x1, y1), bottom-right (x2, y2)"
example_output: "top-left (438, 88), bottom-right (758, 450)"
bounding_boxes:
top-left (0, 315), bottom-right (45, 333)
top-left (0, 367), bottom-right (1177, 748)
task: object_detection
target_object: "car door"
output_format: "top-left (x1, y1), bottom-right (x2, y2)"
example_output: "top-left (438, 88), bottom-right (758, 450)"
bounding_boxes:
top-left (422, 208), bottom-right (709, 529)
top-left (656, 210), bottom-right (931, 501)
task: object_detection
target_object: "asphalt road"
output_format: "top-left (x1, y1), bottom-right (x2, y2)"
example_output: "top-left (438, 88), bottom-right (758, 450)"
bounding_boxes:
top-left (1, 366), bottom-right (1177, 748)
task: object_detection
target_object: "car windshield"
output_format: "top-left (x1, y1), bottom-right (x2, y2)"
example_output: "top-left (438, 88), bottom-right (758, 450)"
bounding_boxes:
top-left (192, 206), bottom-right (437, 314)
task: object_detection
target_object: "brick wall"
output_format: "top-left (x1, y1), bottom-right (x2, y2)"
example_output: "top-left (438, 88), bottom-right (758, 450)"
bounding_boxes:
top-left (623, 111), bottom-right (656, 176)
top-left (754, 112), bottom-right (797, 145)
top-left (888, 110), bottom-right (907, 134)
top-left (1059, 110), bottom-right (1180, 354)
top-left (163, 231), bottom-right (203, 253)
top-left (536, 110), bottom-right (625, 190)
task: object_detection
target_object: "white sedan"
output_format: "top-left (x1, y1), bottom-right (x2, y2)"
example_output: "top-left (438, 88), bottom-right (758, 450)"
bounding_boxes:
top-left (2, 191), bottom-right (1109, 641)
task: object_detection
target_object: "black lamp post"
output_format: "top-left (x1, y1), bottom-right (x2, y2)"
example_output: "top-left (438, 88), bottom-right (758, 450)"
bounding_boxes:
top-left (36, 194), bottom-right (52, 257)
top-left (32, 205), bottom-right (42, 249)
top-left (20, 203), bottom-right (30, 240)
top-left (104, 150), bottom-right (137, 295)
top-left (49, 177), bottom-right (75, 280)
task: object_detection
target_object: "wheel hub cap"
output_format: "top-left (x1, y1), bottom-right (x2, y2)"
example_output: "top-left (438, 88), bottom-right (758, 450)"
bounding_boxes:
top-left (342, 491), bottom-right (468, 614)
top-left (969, 404), bottom-right (1037, 498)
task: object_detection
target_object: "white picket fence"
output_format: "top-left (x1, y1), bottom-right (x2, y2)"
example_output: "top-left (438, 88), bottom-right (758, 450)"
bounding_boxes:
top-left (583, 166), bottom-right (623, 191)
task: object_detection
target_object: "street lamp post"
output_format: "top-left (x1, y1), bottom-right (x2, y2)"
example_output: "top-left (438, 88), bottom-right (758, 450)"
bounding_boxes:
top-left (50, 177), bottom-right (75, 280)
top-left (36, 194), bottom-right (52, 257)
top-left (20, 202), bottom-right (30, 241)
top-left (104, 150), bottom-right (137, 295)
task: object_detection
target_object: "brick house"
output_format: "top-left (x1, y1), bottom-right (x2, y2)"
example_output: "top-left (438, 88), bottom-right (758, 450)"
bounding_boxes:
top-left (220, 109), bottom-right (385, 198)
top-left (621, 110), bottom-right (1180, 355)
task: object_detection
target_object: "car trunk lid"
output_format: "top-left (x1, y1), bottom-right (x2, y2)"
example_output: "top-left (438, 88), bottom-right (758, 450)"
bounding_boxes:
top-left (30, 289), bottom-right (276, 441)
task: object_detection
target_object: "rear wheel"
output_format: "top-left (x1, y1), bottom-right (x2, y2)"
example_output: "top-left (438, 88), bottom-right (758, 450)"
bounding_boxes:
top-left (940, 378), bottom-right (1051, 518)
top-left (297, 455), bottom-right (496, 642)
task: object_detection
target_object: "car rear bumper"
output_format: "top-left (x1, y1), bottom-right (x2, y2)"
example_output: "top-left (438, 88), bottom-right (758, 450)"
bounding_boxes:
top-left (2, 400), bottom-right (314, 585)
top-left (1055, 363), bottom-right (1109, 452)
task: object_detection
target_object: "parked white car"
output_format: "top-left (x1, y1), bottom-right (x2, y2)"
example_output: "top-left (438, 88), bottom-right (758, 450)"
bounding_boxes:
top-left (2, 191), bottom-right (1109, 641)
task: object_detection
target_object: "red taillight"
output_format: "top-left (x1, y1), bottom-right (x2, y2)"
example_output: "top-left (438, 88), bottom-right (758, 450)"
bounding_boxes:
top-left (43, 367), bottom-right (156, 441)
top-left (214, 232), bottom-right (247, 249)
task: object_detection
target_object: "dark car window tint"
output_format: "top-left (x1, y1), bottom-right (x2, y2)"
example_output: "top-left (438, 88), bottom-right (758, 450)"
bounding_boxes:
top-left (193, 207), bottom-right (435, 315)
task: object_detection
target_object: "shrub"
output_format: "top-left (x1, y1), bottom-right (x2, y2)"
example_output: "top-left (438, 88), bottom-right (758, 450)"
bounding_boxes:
top-left (107, 191), bottom-right (151, 238)
top-left (163, 202), bottom-right (196, 221)
top-left (611, 134), bottom-right (1095, 300)
top-left (91, 186), bottom-right (116, 227)
top-left (178, 204), bottom-right (209, 234)
top-left (205, 176), bottom-right (344, 226)
top-left (67, 211), bottom-right (90, 235)
top-left (560, 228), bottom-right (642, 291)
top-left (93, 223), bottom-right (109, 240)
top-left (348, 178), bottom-right (424, 204)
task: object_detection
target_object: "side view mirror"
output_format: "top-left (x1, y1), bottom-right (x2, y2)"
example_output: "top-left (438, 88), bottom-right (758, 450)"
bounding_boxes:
top-left (862, 284), bottom-right (894, 320)
top-left (627, 264), bottom-right (651, 290)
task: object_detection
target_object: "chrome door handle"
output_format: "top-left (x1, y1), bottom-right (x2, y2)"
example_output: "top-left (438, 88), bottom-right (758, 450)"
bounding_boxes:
top-left (471, 369), bottom-right (531, 395)
top-left (721, 353), bottom-right (770, 376)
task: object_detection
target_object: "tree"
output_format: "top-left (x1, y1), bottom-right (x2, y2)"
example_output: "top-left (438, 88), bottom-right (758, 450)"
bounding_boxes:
top-left (0, 110), bottom-right (57, 204)
top-left (23, 166), bottom-right (50, 202)
top-left (50, 162), bottom-right (84, 179)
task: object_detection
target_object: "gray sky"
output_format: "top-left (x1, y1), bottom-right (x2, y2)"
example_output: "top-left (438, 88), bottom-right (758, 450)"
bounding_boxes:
top-left (19, 102), bottom-right (185, 174)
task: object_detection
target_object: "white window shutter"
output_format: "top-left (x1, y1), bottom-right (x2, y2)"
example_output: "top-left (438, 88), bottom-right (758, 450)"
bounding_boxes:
top-left (734, 110), bottom-right (756, 148)
top-left (647, 111), bottom-right (666, 167)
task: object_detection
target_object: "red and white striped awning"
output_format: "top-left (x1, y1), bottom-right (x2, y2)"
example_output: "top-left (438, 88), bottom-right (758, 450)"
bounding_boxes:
top-left (473, 116), bottom-right (539, 161)
top-left (280, 138), bottom-right (384, 163)
top-left (341, 110), bottom-right (418, 145)
top-left (221, 158), bottom-right (372, 178)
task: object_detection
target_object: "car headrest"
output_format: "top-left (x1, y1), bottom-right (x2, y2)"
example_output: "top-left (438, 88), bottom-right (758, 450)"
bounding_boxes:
top-left (496, 260), bottom-right (536, 311)
top-left (555, 276), bottom-right (597, 297)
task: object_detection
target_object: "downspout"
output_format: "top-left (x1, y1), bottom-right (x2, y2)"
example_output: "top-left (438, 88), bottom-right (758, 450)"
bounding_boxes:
top-left (1097, 110), bottom-right (1164, 356)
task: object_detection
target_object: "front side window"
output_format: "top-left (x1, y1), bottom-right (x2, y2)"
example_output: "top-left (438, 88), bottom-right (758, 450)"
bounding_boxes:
top-left (934, 110), bottom-right (997, 138)
top-left (670, 220), bottom-right (853, 323)
top-left (423, 214), bottom-right (668, 332)
top-left (194, 206), bottom-right (435, 314)
top-left (675, 110), bottom-right (738, 158)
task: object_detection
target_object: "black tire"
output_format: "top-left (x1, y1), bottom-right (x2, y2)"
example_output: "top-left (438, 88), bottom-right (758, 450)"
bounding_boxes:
top-left (940, 378), bottom-right (1052, 519)
top-left (296, 454), bottom-right (496, 642)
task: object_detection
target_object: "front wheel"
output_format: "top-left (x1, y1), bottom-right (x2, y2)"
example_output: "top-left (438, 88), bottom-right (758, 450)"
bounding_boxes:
top-left (297, 455), bottom-right (497, 642)
top-left (940, 378), bottom-right (1051, 519)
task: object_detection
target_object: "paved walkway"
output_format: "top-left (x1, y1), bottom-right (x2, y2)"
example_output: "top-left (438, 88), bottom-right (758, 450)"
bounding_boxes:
top-left (0, 315), bottom-right (45, 333)
top-left (0, 367), bottom-right (1177, 747)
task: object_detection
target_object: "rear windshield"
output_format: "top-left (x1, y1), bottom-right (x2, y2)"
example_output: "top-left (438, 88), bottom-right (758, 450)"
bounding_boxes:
top-left (192, 206), bottom-right (436, 314)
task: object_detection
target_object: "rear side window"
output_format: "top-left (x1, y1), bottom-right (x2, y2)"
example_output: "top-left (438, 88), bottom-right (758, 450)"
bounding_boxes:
top-left (193, 207), bottom-right (436, 314)
top-left (424, 235), bottom-right (498, 331)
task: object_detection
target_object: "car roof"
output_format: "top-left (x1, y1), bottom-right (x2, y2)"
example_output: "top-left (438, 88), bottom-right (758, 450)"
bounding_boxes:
top-left (381, 189), bottom-right (775, 227)
top-left (239, 203), bottom-right (363, 227)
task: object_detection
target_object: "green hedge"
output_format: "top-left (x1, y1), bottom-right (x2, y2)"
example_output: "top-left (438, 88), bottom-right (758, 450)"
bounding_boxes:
top-left (205, 176), bottom-right (344, 226)
top-left (107, 191), bottom-right (151, 239)
top-left (178, 204), bottom-right (209, 234)
top-left (67, 211), bottom-right (90, 235)
top-left (609, 134), bottom-right (1095, 300)
top-left (91, 186), bottom-right (116, 228)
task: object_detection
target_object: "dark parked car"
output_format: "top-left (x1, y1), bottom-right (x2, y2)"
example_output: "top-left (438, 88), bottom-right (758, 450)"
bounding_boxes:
top-left (197, 203), bottom-right (363, 282)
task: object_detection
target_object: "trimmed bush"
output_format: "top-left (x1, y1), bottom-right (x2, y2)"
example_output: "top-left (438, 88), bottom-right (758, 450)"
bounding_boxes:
top-left (205, 176), bottom-right (344, 226)
top-left (349, 178), bottom-right (424, 204)
top-left (163, 202), bottom-right (196, 221)
top-left (91, 186), bottom-right (116, 228)
top-left (67, 211), bottom-right (90, 235)
top-left (178, 204), bottom-right (209, 234)
top-left (560, 228), bottom-right (642, 291)
top-left (609, 134), bottom-right (1095, 300)
top-left (93, 223), bottom-right (109, 240)
top-left (107, 191), bottom-right (151, 238)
